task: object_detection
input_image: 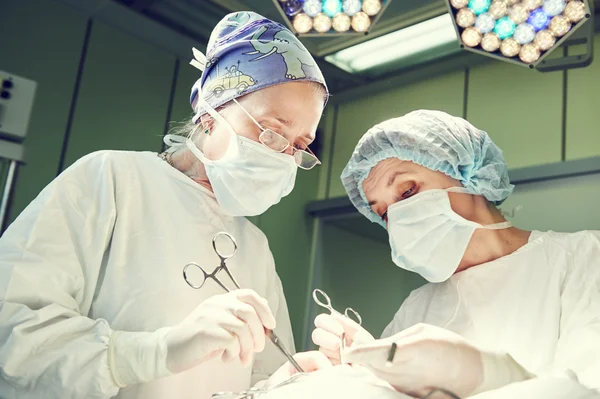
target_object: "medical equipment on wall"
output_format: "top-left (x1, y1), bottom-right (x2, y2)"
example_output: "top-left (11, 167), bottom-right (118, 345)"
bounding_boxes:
top-left (183, 231), bottom-right (304, 373)
top-left (0, 70), bottom-right (37, 233)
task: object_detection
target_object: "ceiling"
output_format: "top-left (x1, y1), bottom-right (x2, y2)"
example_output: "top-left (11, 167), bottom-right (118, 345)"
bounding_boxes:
top-left (113, 0), bottom-right (453, 90)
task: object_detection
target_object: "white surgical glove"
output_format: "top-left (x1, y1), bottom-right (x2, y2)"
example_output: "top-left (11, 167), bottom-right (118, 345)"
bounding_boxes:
top-left (259, 351), bottom-right (333, 389)
top-left (311, 312), bottom-right (374, 364)
top-left (342, 323), bottom-right (534, 398)
top-left (109, 289), bottom-right (276, 387)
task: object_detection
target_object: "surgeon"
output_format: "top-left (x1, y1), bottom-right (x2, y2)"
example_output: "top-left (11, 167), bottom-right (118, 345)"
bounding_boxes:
top-left (0, 11), bottom-right (328, 399)
top-left (312, 110), bottom-right (600, 398)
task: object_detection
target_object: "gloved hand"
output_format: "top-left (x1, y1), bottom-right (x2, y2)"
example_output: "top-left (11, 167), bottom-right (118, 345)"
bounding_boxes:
top-left (342, 323), bottom-right (534, 398)
top-left (311, 312), bottom-right (374, 364)
top-left (260, 351), bottom-right (333, 389)
top-left (108, 289), bottom-right (276, 387)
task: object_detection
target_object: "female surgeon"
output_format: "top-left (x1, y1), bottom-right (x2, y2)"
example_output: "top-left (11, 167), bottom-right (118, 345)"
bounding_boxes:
top-left (0, 11), bottom-right (329, 399)
top-left (312, 110), bottom-right (600, 398)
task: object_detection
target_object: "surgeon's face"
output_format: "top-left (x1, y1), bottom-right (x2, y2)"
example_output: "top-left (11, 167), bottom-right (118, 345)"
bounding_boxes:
top-left (362, 158), bottom-right (482, 225)
top-left (200, 81), bottom-right (325, 161)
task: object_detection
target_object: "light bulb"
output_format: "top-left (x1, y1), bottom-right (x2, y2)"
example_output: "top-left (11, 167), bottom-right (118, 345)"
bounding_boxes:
top-left (351, 12), bottom-right (371, 32)
top-left (534, 29), bottom-right (556, 50)
top-left (481, 32), bottom-right (501, 51)
top-left (563, 0), bottom-right (586, 22)
top-left (519, 43), bottom-right (541, 62)
top-left (457, 8), bottom-right (477, 27)
top-left (549, 14), bottom-right (571, 36)
top-left (488, 1), bottom-right (508, 19)
top-left (342, 0), bottom-right (362, 16)
top-left (451, 0), bottom-right (470, 8)
top-left (500, 37), bottom-right (521, 56)
top-left (462, 26), bottom-right (483, 47)
top-left (494, 16), bottom-right (516, 39)
top-left (322, 0), bottom-right (343, 18)
top-left (476, 13), bottom-right (496, 33)
top-left (332, 13), bottom-right (351, 32)
top-left (468, 0), bottom-right (492, 15)
top-left (313, 13), bottom-right (333, 32)
top-left (303, 0), bottom-right (322, 17)
top-left (293, 13), bottom-right (314, 33)
top-left (509, 4), bottom-right (530, 24)
top-left (513, 23), bottom-right (536, 44)
top-left (543, 0), bottom-right (567, 16)
top-left (527, 8), bottom-right (551, 31)
top-left (362, 0), bottom-right (382, 16)
top-left (523, 0), bottom-right (544, 10)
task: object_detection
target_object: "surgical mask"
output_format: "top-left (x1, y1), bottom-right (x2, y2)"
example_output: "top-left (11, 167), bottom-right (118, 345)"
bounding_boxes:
top-left (185, 134), bottom-right (297, 216)
top-left (387, 187), bottom-right (511, 283)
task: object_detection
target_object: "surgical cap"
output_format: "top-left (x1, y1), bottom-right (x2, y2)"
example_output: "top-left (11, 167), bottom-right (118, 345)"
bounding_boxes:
top-left (190, 11), bottom-right (328, 122)
top-left (341, 110), bottom-right (514, 227)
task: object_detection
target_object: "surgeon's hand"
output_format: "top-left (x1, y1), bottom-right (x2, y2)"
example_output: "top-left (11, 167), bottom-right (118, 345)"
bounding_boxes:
top-left (312, 312), bottom-right (374, 364)
top-left (164, 289), bottom-right (276, 373)
top-left (261, 351), bottom-right (333, 389)
top-left (342, 323), bottom-right (534, 398)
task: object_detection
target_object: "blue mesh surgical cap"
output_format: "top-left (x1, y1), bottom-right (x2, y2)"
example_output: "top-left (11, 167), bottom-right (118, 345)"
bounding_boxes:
top-left (341, 110), bottom-right (514, 227)
top-left (189, 11), bottom-right (328, 123)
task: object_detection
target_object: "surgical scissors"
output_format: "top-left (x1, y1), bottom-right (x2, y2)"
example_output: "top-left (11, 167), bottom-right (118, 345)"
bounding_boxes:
top-left (312, 289), bottom-right (362, 326)
top-left (183, 232), bottom-right (304, 373)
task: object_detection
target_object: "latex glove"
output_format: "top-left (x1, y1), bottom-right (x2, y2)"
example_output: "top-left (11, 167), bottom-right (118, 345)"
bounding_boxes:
top-left (109, 289), bottom-right (276, 387)
top-left (260, 351), bottom-right (333, 389)
top-left (312, 312), bottom-right (374, 364)
top-left (342, 323), bottom-right (534, 398)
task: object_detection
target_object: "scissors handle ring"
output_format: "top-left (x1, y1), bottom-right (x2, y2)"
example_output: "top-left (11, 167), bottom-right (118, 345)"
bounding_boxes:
top-left (183, 262), bottom-right (207, 289)
top-left (212, 232), bottom-right (238, 260)
top-left (312, 288), bottom-right (333, 310)
top-left (344, 307), bottom-right (362, 326)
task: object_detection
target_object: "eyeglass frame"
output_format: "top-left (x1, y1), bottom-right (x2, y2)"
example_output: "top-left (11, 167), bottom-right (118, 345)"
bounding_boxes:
top-left (231, 98), bottom-right (322, 170)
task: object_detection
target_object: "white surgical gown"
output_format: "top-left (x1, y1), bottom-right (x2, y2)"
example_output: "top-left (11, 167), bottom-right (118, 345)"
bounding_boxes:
top-left (0, 151), bottom-right (294, 399)
top-left (383, 230), bottom-right (600, 393)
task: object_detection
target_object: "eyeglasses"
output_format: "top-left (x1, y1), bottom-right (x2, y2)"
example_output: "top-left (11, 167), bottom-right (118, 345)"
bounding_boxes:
top-left (232, 99), bottom-right (321, 170)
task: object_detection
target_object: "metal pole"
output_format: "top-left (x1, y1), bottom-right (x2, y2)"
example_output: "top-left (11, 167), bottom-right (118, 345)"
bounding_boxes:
top-left (0, 160), bottom-right (17, 232)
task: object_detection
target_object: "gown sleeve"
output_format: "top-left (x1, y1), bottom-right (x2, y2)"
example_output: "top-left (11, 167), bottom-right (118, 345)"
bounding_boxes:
top-left (0, 152), bottom-right (121, 399)
top-left (551, 231), bottom-right (600, 392)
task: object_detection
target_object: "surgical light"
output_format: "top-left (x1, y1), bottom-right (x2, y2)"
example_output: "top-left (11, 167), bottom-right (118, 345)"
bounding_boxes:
top-left (446, 0), bottom-right (593, 68)
top-left (274, 0), bottom-right (390, 36)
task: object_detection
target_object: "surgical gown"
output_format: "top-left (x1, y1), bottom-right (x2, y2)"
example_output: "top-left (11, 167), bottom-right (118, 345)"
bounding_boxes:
top-left (0, 151), bottom-right (294, 399)
top-left (383, 230), bottom-right (600, 393)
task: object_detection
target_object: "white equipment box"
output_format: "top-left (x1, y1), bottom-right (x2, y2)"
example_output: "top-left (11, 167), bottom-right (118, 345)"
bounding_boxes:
top-left (0, 70), bottom-right (37, 140)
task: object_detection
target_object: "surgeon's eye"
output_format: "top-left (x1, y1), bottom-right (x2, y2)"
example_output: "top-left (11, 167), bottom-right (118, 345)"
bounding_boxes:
top-left (381, 210), bottom-right (388, 222)
top-left (401, 184), bottom-right (416, 200)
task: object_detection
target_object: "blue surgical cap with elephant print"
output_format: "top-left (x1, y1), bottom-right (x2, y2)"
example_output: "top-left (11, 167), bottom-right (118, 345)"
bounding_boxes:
top-left (189, 11), bottom-right (328, 122)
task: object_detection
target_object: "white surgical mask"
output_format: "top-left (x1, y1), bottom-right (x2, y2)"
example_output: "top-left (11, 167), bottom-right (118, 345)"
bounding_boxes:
top-left (387, 187), bottom-right (511, 283)
top-left (185, 134), bottom-right (297, 216)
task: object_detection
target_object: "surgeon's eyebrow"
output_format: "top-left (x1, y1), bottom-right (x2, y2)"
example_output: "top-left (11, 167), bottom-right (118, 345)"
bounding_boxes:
top-left (367, 171), bottom-right (406, 207)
